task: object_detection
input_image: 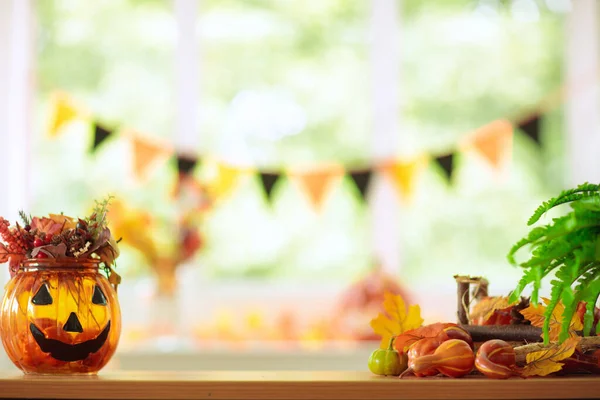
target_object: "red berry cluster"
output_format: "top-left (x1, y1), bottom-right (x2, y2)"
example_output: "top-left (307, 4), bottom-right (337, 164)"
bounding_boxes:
top-left (0, 218), bottom-right (29, 255)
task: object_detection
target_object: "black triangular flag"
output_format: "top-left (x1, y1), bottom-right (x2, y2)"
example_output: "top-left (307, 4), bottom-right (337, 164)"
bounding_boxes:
top-left (260, 172), bottom-right (280, 202)
top-left (349, 170), bottom-right (372, 200)
top-left (434, 153), bottom-right (454, 181)
top-left (91, 123), bottom-right (113, 152)
top-left (518, 115), bottom-right (541, 145)
top-left (176, 154), bottom-right (198, 176)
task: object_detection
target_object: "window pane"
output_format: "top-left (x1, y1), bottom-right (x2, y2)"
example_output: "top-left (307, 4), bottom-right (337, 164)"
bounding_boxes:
top-left (198, 0), bottom-right (371, 281)
top-left (32, 0), bottom-right (175, 238)
top-left (398, 0), bottom-right (566, 320)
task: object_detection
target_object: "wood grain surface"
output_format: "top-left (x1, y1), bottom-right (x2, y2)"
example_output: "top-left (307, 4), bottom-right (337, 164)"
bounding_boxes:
top-left (0, 371), bottom-right (599, 399)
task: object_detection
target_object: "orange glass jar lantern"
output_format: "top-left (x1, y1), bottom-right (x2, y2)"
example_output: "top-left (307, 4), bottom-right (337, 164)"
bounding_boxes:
top-left (0, 258), bottom-right (121, 374)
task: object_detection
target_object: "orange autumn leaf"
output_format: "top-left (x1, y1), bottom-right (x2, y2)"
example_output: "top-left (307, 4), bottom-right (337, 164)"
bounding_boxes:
top-left (470, 296), bottom-right (516, 325)
top-left (48, 214), bottom-right (77, 231)
top-left (393, 322), bottom-right (457, 354)
top-left (520, 298), bottom-right (583, 342)
top-left (370, 292), bottom-right (423, 349)
top-left (522, 336), bottom-right (581, 377)
top-left (30, 217), bottom-right (66, 236)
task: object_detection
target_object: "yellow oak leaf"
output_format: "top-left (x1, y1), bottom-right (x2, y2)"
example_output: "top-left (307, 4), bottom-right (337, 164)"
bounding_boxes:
top-left (520, 298), bottom-right (583, 342)
top-left (370, 291), bottom-right (424, 349)
top-left (470, 296), bottom-right (516, 324)
top-left (521, 336), bottom-right (581, 377)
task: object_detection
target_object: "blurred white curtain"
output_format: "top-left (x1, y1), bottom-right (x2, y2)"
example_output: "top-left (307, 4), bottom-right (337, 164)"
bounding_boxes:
top-left (0, 0), bottom-right (33, 284)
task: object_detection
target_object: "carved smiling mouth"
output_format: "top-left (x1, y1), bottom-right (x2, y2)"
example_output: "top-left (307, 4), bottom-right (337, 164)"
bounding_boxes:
top-left (30, 321), bottom-right (111, 362)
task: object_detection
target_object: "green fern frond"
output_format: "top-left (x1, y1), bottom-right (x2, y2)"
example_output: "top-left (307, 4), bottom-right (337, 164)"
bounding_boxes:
top-left (509, 267), bottom-right (538, 302)
top-left (573, 270), bottom-right (600, 335)
top-left (584, 291), bottom-right (600, 335)
top-left (510, 183), bottom-right (600, 342)
top-left (528, 183), bottom-right (600, 225)
top-left (531, 265), bottom-right (543, 305)
top-left (523, 228), bottom-right (600, 269)
top-left (543, 283), bottom-right (564, 344)
top-left (507, 226), bottom-right (548, 265)
top-left (572, 194), bottom-right (600, 212)
top-left (574, 287), bottom-right (599, 336)
top-left (558, 286), bottom-right (576, 343)
top-left (554, 258), bottom-right (580, 343)
top-left (510, 215), bottom-right (600, 267)
top-left (575, 266), bottom-right (600, 291)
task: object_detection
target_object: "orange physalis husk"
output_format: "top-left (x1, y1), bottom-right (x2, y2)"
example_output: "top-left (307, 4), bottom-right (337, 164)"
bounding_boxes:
top-left (401, 339), bottom-right (475, 379)
top-left (403, 325), bottom-right (474, 377)
top-left (475, 340), bottom-right (519, 379)
top-left (405, 337), bottom-right (440, 377)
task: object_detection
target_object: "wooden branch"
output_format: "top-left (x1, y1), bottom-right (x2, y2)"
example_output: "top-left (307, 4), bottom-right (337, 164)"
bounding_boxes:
top-left (514, 336), bottom-right (600, 364)
top-left (461, 324), bottom-right (543, 343)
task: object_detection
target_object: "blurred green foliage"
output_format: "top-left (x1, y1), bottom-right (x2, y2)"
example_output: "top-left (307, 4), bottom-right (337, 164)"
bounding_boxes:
top-left (31, 0), bottom-right (566, 288)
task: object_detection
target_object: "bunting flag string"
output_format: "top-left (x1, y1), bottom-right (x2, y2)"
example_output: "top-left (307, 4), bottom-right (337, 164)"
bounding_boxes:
top-left (47, 88), bottom-right (567, 211)
top-left (349, 170), bottom-right (373, 201)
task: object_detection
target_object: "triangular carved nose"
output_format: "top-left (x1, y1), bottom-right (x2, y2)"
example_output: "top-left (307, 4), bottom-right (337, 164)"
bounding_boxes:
top-left (63, 312), bottom-right (83, 333)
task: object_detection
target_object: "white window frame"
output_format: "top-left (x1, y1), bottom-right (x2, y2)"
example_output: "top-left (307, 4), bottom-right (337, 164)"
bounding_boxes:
top-left (370, 0), bottom-right (402, 275)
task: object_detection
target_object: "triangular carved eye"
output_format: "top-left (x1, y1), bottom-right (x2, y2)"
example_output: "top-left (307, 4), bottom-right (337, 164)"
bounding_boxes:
top-left (92, 286), bottom-right (107, 305)
top-left (32, 283), bottom-right (53, 305)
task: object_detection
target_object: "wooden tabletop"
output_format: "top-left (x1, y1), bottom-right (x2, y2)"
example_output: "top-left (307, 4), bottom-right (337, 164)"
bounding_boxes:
top-left (0, 371), bottom-right (599, 400)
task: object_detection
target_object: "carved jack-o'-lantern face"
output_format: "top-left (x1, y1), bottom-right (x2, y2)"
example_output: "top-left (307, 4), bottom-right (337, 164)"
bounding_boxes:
top-left (0, 260), bottom-right (121, 374)
top-left (29, 281), bottom-right (112, 362)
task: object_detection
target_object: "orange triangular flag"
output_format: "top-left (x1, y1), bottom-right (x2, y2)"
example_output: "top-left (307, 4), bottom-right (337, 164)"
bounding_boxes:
top-left (380, 156), bottom-right (428, 203)
top-left (47, 91), bottom-right (82, 137)
top-left (466, 119), bottom-right (513, 169)
top-left (291, 164), bottom-right (344, 210)
top-left (126, 130), bottom-right (173, 181)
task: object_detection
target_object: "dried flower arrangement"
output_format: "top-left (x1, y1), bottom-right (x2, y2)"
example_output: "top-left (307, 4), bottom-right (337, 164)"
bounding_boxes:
top-left (0, 196), bottom-right (120, 282)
